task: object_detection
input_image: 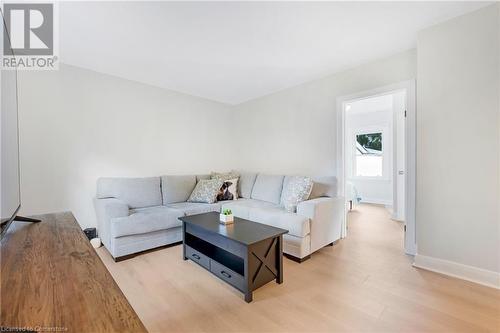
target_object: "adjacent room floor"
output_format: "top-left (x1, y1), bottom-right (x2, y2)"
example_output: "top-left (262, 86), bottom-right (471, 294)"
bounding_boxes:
top-left (98, 204), bottom-right (500, 332)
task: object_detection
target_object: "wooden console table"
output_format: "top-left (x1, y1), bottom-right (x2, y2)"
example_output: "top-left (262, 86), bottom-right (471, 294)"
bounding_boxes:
top-left (1, 212), bottom-right (147, 333)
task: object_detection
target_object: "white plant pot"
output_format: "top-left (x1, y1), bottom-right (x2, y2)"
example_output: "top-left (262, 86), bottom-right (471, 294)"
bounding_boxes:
top-left (219, 214), bottom-right (234, 225)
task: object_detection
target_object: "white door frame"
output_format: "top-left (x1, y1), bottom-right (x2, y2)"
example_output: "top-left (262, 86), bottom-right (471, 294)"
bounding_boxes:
top-left (336, 79), bottom-right (417, 255)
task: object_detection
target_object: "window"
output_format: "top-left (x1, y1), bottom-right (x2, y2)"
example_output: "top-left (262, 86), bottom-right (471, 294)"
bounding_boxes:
top-left (355, 132), bottom-right (383, 177)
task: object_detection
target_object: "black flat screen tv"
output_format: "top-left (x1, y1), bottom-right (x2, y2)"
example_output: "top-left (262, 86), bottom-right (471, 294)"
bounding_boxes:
top-left (0, 9), bottom-right (22, 239)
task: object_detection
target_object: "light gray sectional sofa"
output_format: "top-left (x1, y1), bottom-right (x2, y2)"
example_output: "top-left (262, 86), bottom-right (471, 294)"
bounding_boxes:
top-left (94, 173), bottom-right (344, 262)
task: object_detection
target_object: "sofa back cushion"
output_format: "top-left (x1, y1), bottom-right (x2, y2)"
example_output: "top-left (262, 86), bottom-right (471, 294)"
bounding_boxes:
top-left (251, 174), bottom-right (284, 204)
top-left (196, 174), bottom-right (211, 182)
top-left (237, 172), bottom-right (257, 198)
top-left (161, 175), bottom-right (197, 204)
top-left (309, 176), bottom-right (337, 199)
top-left (96, 177), bottom-right (162, 209)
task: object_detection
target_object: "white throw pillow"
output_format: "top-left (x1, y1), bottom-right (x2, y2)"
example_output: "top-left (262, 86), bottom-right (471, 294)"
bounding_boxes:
top-left (188, 179), bottom-right (224, 204)
top-left (281, 176), bottom-right (314, 213)
top-left (211, 172), bottom-right (239, 201)
top-left (216, 178), bottom-right (238, 201)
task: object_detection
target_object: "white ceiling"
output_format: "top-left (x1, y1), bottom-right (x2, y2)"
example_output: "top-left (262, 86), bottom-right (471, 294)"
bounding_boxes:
top-left (60, 1), bottom-right (490, 105)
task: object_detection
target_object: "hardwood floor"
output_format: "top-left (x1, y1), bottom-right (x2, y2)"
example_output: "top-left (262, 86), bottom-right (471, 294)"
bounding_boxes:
top-left (97, 204), bottom-right (500, 332)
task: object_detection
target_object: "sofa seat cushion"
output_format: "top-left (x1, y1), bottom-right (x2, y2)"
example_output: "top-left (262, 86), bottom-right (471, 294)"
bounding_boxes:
top-left (248, 207), bottom-right (310, 238)
top-left (166, 202), bottom-right (221, 216)
top-left (221, 199), bottom-right (310, 238)
top-left (221, 199), bottom-right (277, 219)
top-left (111, 206), bottom-right (183, 238)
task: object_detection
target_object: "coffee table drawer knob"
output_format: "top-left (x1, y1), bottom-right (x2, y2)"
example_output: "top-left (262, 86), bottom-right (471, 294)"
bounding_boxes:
top-left (210, 260), bottom-right (245, 291)
top-left (185, 245), bottom-right (210, 270)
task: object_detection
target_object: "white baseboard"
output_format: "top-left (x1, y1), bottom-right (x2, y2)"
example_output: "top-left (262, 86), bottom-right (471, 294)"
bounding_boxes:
top-left (413, 254), bottom-right (500, 289)
top-left (391, 211), bottom-right (404, 222)
top-left (359, 198), bottom-right (392, 206)
top-left (391, 214), bottom-right (404, 222)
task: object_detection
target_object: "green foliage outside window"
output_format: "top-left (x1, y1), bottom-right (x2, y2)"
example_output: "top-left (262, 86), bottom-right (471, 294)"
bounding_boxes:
top-left (357, 133), bottom-right (382, 152)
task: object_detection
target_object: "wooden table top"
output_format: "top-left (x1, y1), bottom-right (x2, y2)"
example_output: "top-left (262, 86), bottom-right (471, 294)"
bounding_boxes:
top-left (180, 211), bottom-right (288, 245)
top-left (1, 212), bottom-right (147, 333)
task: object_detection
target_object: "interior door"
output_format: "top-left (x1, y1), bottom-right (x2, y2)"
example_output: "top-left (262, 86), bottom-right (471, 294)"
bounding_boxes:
top-left (394, 91), bottom-right (406, 222)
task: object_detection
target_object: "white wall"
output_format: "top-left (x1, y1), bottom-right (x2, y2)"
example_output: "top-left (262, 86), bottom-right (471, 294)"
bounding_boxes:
top-left (416, 4), bottom-right (499, 273)
top-left (345, 107), bottom-right (393, 206)
top-left (232, 49), bottom-right (417, 177)
top-left (16, 51), bottom-right (416, 231)
top-left (17, 64), bottom-right (232, 229)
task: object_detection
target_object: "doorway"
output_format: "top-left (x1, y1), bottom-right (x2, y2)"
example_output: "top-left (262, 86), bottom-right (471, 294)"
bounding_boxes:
top-left (336, 80), bottom-right (416, 255)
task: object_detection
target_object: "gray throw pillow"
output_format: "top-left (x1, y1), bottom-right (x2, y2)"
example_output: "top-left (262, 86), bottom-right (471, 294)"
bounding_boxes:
top-left (188, 179), bottom-right (224, 204)
top-left (309, 176), bottom-right (337, 199)
top-left (280, 176), bottom-right (314, 213)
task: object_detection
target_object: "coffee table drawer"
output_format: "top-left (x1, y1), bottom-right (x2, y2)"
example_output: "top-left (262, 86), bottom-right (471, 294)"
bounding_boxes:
top-left (185, 245), bottom-right (210, 270)
top-left (210, 260), bottom-right (245, 292)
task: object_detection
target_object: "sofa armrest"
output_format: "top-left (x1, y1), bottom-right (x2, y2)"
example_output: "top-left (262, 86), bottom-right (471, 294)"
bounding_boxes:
top-left (297, 197), bottom-right (345, 253)
top-left (93, 198), bottom-right (129, 248)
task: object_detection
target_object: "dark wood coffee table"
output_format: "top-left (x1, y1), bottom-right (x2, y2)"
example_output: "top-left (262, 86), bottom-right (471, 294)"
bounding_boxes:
top-left (179, 212), bottom-right (288, 302)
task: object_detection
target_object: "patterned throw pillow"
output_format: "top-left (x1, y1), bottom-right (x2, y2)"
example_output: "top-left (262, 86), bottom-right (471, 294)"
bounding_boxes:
top-left (280, 176), bottom-right (314, 213)
top-left (188, 179), bottom-right (224, 204)
top-left (211, 171), bottom-right (239, 181)
top-left (211, 172), bottom-right (239, 201)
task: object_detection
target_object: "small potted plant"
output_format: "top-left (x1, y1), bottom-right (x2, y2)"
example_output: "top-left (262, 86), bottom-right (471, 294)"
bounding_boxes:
top-left (220, 208), bottom-right (234, 225)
